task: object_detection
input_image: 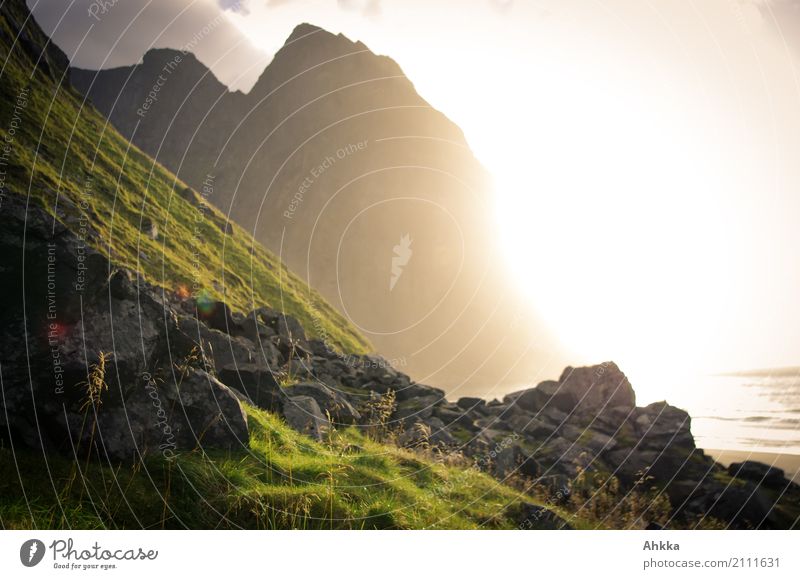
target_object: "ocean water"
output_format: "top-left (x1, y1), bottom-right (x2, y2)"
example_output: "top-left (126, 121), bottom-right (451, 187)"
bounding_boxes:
top-left (671, 372), bottom-right (800, 455)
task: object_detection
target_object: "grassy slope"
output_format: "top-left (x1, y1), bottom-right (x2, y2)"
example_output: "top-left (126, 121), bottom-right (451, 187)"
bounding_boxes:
top-left (0, 2), bottom-right (368, 355)
top-left (0, 404), bottom-right (575, 530)
top-left (0, 3), bottom-right (579, 529)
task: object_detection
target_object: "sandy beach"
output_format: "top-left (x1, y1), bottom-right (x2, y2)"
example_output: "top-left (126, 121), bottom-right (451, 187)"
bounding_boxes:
top-left (704, 449), bottom-right (800, 483)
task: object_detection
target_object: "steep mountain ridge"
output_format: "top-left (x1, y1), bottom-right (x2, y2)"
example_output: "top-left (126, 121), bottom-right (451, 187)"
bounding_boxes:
top-left (71, 25), bottom-right (560, 396)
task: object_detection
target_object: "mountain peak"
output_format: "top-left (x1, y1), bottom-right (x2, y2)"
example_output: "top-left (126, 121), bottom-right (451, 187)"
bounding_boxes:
top-left (140, 47), bottom-right (207, 70)
top-left (285, 23), bottom-right (328, 45)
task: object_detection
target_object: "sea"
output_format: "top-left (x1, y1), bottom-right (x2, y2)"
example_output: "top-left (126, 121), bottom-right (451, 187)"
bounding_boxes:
top-left (672, 370), bottom-right (800, 456)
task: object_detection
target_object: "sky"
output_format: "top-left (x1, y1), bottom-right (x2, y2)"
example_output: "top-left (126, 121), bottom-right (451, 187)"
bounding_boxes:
top-left (28, 0), bottom-right (800, 398)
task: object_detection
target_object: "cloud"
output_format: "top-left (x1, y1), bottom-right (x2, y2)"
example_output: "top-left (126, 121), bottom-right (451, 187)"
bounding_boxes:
top-left (218, 0), bottom-right (249, 14)
top-left (255, 0), bottom-right (381, 17)
top-left (337, 0), bottom-right (382, 18)
top-left (29, 0), bottom-right (267, 91)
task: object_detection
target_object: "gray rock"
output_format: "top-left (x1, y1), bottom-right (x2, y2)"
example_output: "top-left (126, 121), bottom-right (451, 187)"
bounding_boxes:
top-left (508, 414), bottom-right (554, 438)
top-left (217, 363), bottom-right (281, 411)
top-left (66, 368), bottom-right (249, 460)
top-left (557, 362), bottom-right (636, 415)
top-left (282, 382), bottom-right (360, 424)
top-left (177, 315), bottom-right (282, 373)
top-left (515, 503), bottom-right (574, 530)
top-left (394, 394), bottom-right (443, 422)
top-left (728, 461), bottom-right (789, 489)
top-left (456, 397), bottom-right (486, 412)
top-left (141, 217), bottom-right (159, 240)
top-left (504, 380), bottom-right (575, 416)
top-left (257, 309), bottom-right (307, 343)
top-left (282, 396), bottom-right (330, 441)
top-left (635, 401), bottom-right (694, 450)
top-left (503, 387), bottom-right (546, 413)
top-left (394, 382), bottom-right (445, 402)
top-left (680, 480), bottom-right (785, 529)
top-left (177, 186), bottom-right (203, 207)
top-left (536, 406), bottom-right (570, 426)
top-left (434, 406), bottom-right (477, 430)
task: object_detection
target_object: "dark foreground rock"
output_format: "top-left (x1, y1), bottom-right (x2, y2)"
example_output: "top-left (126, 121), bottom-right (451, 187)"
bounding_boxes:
top-left (728, 461), bottom-right (795, 490)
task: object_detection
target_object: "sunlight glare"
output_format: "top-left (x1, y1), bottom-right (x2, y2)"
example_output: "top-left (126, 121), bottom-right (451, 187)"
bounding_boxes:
top-left (487, 62), bottom-right (738, 399)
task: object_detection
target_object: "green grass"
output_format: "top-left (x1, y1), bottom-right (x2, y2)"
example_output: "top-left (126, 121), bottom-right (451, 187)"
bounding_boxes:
top-left (0, 404), bottom-right (576, 530)
top-left (0, 4), bottom-right (369, 355)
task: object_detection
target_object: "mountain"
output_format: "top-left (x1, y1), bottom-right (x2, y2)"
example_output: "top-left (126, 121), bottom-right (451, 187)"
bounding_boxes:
top-left (70, 26), bottom-right (561, 395)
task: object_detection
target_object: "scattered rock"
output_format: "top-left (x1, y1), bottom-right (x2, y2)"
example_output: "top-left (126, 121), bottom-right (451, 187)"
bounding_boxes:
top-left (557, 362), bottom-right (636, 415)
top-left (728, 461), bottom-right (790, 489)
top-left (515, 503), bottom-right (573, 530)
top-left (282, 382), bottom-right (361, 424)
top-left (283, 396), bottom-right (329, 441)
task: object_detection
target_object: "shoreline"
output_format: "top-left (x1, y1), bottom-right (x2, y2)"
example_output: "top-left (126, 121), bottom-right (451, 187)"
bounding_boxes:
top-left (704, 448), bottom-right (800, 483)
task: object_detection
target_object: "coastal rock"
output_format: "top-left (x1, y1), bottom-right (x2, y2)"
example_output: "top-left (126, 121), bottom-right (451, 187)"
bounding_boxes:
top-left (557, 362), bottom-right (636, 415)
top-left (456, 397), bottom-right (487, 412)
top-left (728, 461), bottom-right (791, 489)
top-left (679, 481), bottom-right (784, 529)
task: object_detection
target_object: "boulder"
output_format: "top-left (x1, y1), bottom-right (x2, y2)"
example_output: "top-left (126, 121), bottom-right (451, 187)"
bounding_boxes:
top-left (456, 397), bottom-right (486, 412)
top-left (728, 461), bottom-right (789, 489)
top-left (64, 367), bottom-right (249, 460)
top-left (434, 405), bottom-right (477, 430)
top-left (534, 380), bottom-right (577, 413)
top-left (217, 363), bottom-right (281, 411)
top-left (176, 315), bottom-right (282, 373)
top-left (282, 396), bottom-right (329, 441)
top-left (0, 199), bottom-right (257, 459)
top-left (680, 481), bottom-right (784, 529)
top-left (557, 362), bottom-right (636, 415)
top-left (503, 380), bottom-right (576, 416)
top-left (177, 185), bottom-right (203, 207)
top-left (503, 388), bottom-right (545, 413)
top-left (394, 394), bottom-right (443, 422)
top-left (507, 414), bottom-right (554, 438)
top-left (514, 503), bottom-right (573, 530)
top-left (635, 402), bottom-right (695, 450)
top-left (256, 308), bottom-right (307, 343)
top-left (282, 382), bottom-right (361, 424)
top-left (394, 382), bottom-right (445, 402)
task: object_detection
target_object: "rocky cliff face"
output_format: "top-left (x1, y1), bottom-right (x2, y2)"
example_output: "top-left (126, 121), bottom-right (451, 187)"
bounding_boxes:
top-left (3, 197), bottom-right (795, 529)
top-left (70, 28), bottom-right (561, 395)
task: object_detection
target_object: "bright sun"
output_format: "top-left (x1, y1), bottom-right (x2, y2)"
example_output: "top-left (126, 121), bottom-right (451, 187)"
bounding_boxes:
top-left (484, 63), bottom-right (741, 399)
